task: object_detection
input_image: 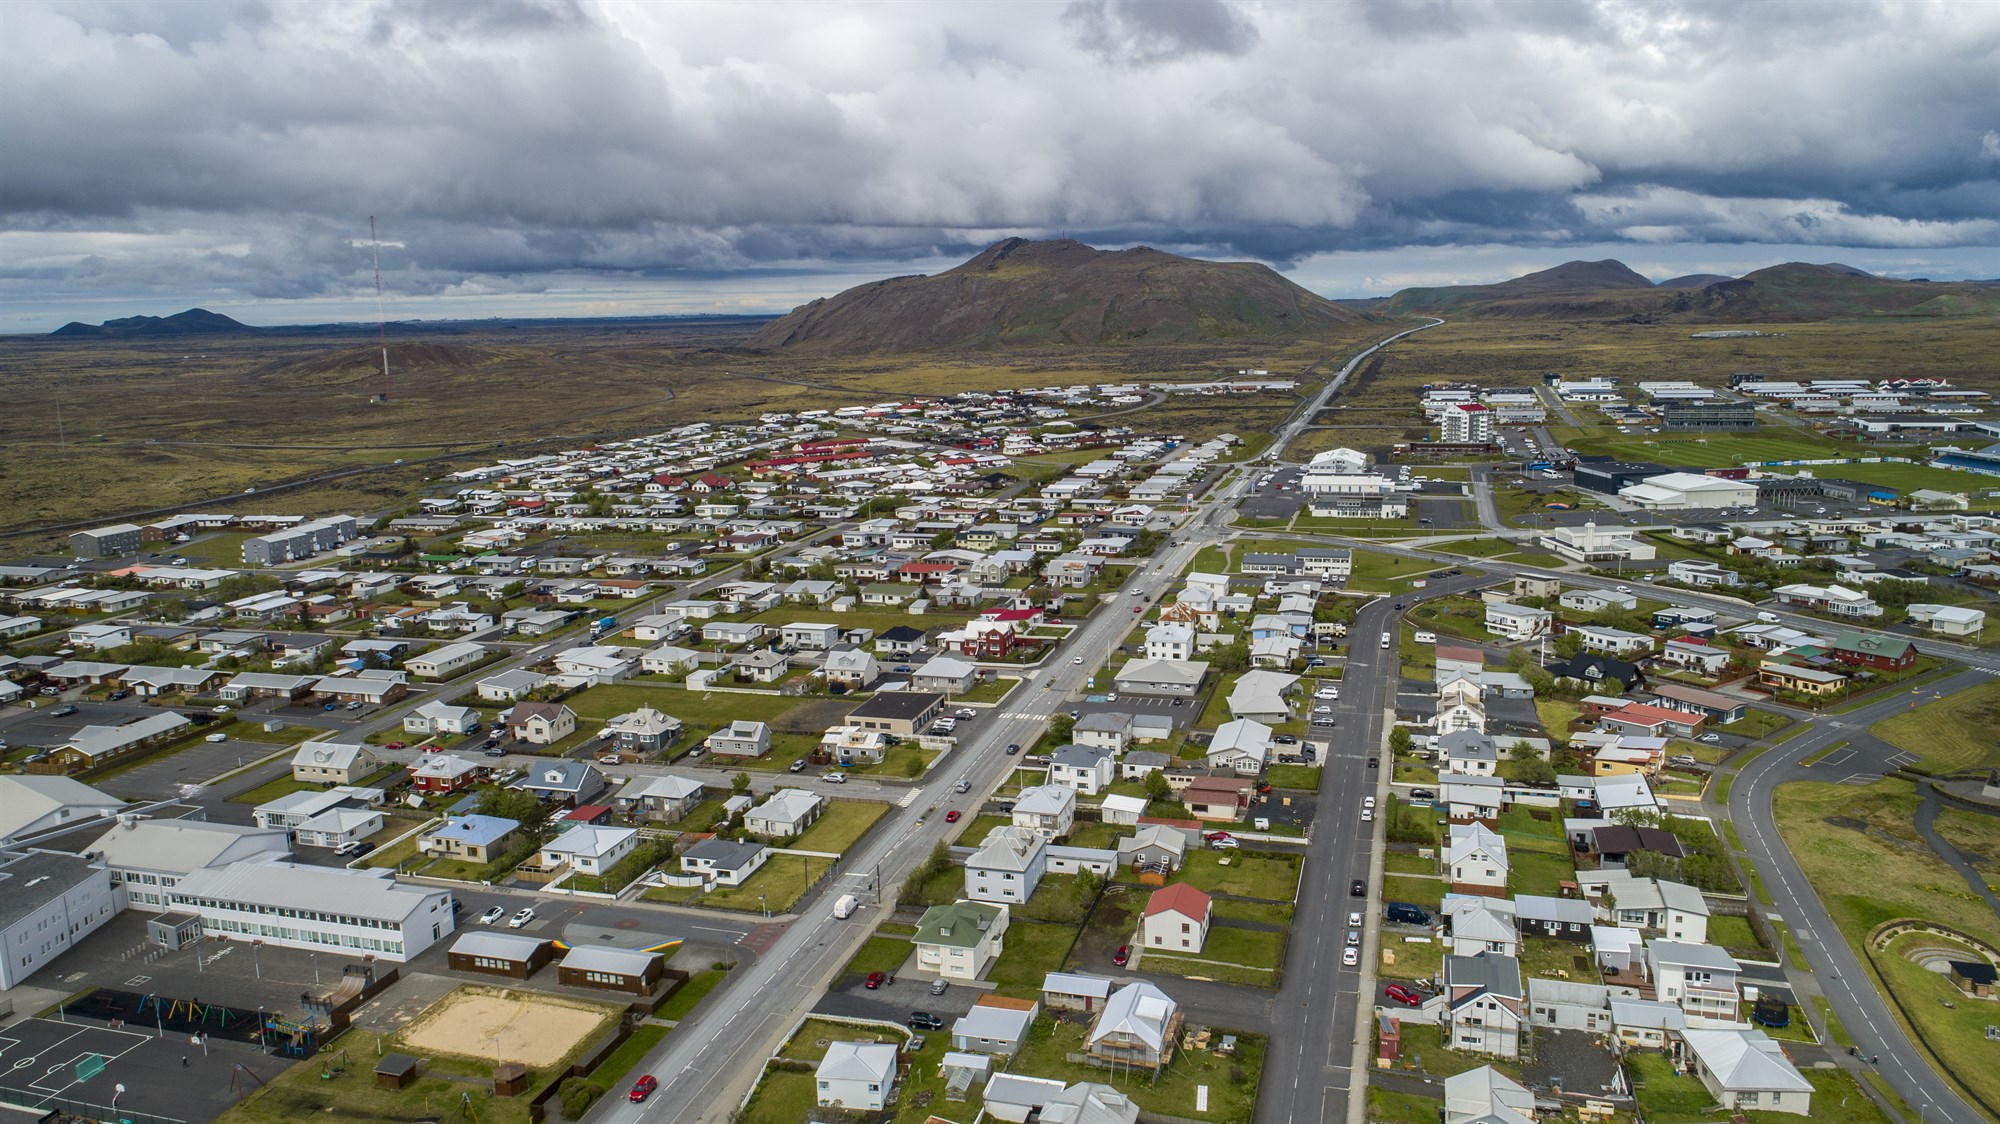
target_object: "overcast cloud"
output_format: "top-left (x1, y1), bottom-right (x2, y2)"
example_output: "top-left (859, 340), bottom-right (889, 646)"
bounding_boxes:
top-left (1, 0), bottom-right (1996, 330)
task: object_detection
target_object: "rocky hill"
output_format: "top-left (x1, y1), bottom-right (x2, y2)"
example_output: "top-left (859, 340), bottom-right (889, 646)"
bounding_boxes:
top-left (750, 238), bottom-right (1364, 352)
top-left (51, 308), bottom-right (255, 338)
top-left (1377, 260), bottom-right (2000, 321)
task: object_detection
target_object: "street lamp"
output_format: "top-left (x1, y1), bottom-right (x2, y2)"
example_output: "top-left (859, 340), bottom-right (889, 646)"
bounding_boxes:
top-left (310, 951), bottom-right (319, 986)
top-left (251, 939), bottom-right (262, 979)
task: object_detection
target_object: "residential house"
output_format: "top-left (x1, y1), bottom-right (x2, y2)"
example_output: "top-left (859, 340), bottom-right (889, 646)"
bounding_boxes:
top-left (615, 774), bottom-right (705, 823)
top-left (1086, 982), bottom-right (1182, 1070)
top-left (603, 707), bottom-right (681, 753)
top-left (708, 719), bottom-right (772, 758)
top-left (1144, 623), bottom-right (1195, 661)
top-left (951, 997), bottom-right (1037, 1057)
top-left (1117, 825), bottom-right (1188, 875)
top-left (1443, 897), bottom-right (1520, 958)
top-left (1571, 625), bottom-right (1654, 657)
top-left (680, 838), bottom-right (770, 886)
top-left (404, 701), bottom-right (482, 737)
top-left (1012, 784), bottom-right (1076, 840)
top-left (1435, 677), bottom-right (1488, 736)
top-left (408, 754), bottom-right (485, 796)
top-left (1226, 670), bottom-right (1297, 721)
top-left (1447, 822), bottom-right (1510, 895)
top-left (1438, 730), bottom-right (1499, 776)
top-left (1647, 940), bottom-right (1742, 1024)
top-left (1042, 971), bottom-right (1116, 1014)
top-left (821, 647), bottom-right (880, 690)
top-left (815, 1042), bottom-right (898, 1111)
top-left (745, 789), bottom-right (824, 838)
top-left (1658, 638), bottom-right (1730, 677)
top-left (1485, 603), bottom-right (1553, 641)
top-left (421, 815), bottom-right (520, 864)
top-left (847, 691), bottom-right (944, 736)
top-left (512, 761), bottom-right (607, 808)
top-left (1206, 718), bottom-right (1273, 775)
top-left (1515, 895), bottom-right (1593, 942)
top-left (504, 701), bottom-right (577, 745)
top-left (1181, 776), bottom-right (1253, 822)
top-left (1073, 711), bottom-right (1134, 753)
top-left (1829, 629), bottom-right (1918, 671)
top-left (912, 655), bottom-right (978, 694)
top-left (1445, 952), bottom-right (1525, 1057)
top-left (475, 669), bottom-right (547, 703)
top-left (1679, 1028), bottom-right (1813, 1115)
top-left (1140, 883), bottom-right (1212, 953)
top-left (965, 825), bottom-right (1046, 904)
top-left (1048, 746), bottom-right (1115, 795)
top-left (1444, 1067), bottom-right (1535, 1124)
top-left (915, 900), bottom-right (1010, 981)
top-left (290, 741), bottom-right (379, 786)
top-left (1525, 978), bottom-right (1613, 1033)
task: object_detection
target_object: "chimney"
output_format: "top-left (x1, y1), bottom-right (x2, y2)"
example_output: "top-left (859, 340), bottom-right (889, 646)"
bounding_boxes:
top-left (975, 915), bottom-right (989, 931)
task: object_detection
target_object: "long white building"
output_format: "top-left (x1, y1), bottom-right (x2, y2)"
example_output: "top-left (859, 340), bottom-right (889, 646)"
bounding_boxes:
top-left (1, 850), bottom-right (123, 990)
top-left (167, 857), bottom-right (456, 961)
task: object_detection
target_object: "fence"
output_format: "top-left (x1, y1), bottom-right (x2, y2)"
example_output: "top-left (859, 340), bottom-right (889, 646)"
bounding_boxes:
top-left (0, 1081), bottom-right (187, 1124)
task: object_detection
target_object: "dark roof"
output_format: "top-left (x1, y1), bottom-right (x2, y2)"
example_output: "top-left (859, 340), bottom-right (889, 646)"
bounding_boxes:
top-left (1591, 825), bottom-right (1686, 858)
top-left (1949, 960), bottom-right (1998, 985)
top-left (848, 691), bottom-right (944, 721)
top-left (1544, 653), bottom-right (1644, 685)
top-left (879, 625), bottom-right (927, 642)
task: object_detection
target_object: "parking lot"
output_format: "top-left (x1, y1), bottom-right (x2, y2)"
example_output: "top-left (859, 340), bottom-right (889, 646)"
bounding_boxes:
top-left (1413, 495), bottom-right (1477, 530)
top-left (816, 964), bottom-right (982, 1027)
top-left (95, 736), bottom-right (280, 799)
top-left (1066, 691), bottom-right (1199, 732)
top-left (1237, 465), bottom-right (1304, 520)
top-left (0, 696), bottom-right (168, 749)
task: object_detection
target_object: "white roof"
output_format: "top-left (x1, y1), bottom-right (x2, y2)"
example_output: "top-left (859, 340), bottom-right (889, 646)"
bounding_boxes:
top-left (1088, 981), bottom-right (1178, 1052)
top-left (749, 789), bottom-right (823, 824)
top-left (1044, 971), bottom-right (1115, 999)
top-left (543, 824), bottom-right (637, 860)
top-left (622, 774), bottom-right (704, 802)
top-left (954, 1004), bottom-right (1034, 1043)
top-left (292, 741), bottom-right (370, 770)
top-left (87, 819), bottom-right (288, 877)
top-left (1681, 1028), bottom-right (1813, 1093)
top-left (0, 775), bottom-right (126, 842)
top-left (171, 858), bottom-right (446, 923)
top-left (1014, 784), bottom-right (1076, 817)
top-left (817, 1041), bottom-right (897, 1083)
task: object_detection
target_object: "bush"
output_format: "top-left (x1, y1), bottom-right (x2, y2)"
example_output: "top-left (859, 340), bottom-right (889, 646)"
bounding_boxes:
top-left (558, 1076), bottom-right (605, 1120)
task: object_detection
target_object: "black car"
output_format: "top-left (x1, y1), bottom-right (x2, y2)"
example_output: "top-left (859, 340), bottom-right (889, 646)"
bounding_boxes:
top-left (1367, 756), bottom-right (1379, 768)
top-left (1005, 743), bottom-right (1020, 756)
top-left (1350, 878), bottom-right (1367, 897)
top-left (50, 704), bottom-right (79, 717)
top-left (907, 1012), bottom-right (945, 1031)
top-left (352, 842), bottom-right (376, 857)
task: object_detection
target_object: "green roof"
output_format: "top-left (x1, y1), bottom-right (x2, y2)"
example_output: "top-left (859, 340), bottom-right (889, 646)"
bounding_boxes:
top-left (914, 900), bottom-right (1006, 948)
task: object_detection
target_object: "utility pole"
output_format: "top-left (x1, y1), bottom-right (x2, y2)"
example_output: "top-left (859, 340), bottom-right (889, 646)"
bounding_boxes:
top-left (371, 215), bottom-right (391, 401)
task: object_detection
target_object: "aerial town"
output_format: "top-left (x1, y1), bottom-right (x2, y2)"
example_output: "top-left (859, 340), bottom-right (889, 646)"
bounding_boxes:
top-left (4, 334), bottom-right (1999, 1124)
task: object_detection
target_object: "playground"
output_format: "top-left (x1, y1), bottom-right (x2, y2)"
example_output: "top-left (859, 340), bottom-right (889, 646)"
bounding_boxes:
top-left (0, 1014), bottom-right (262, 1124)
top-left (397, 986), bottom-right (617, 1068)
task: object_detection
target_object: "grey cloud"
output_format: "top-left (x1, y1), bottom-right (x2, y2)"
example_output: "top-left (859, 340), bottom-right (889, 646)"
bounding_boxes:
top-left (1063, 0), bottom-right (1257, 64)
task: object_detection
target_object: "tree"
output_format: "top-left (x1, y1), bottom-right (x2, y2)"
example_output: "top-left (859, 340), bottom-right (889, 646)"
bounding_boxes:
top-left (1144, 770), bottom-right (1172, 803)
top-left (1508, 740), bottom-right (1538, 760)
top-left (1553, 632), bottom-right (1582, 659)
top-left (1210, 638), bottom-right (1250, 673)
top-left (1046, 713), bottom-right (1075, 744)
top-left (731, 771), bottom-right (752, 794)
top-left (1514, 756), bottom-right (1556, 786)
top-left (1389, 726), bottom-right (1413, 755)
top-left (477, 787), bottom-right (553, 840)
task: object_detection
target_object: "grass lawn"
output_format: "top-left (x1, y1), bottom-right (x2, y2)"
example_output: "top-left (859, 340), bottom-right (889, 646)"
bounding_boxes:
top-left (1379, 933), bottom-right (1443, 981)
top-left (1534, 698), bottom-right (1581, 738)
top-left (1347, 550), bottom-right (1447, 593)
top-left (840, 934), bottom-right (913, 980)
top-left (1628, 1050), bottom-right (1720, 1121)
top-left (790, 799), bottom-right (889, 853)
top-left (987, 919), bottom-right (1080, 998)
top-left (1716, 708), bottom-right (1790, 740)
top-left (1516, 937), bottom-right (1595, 982)
top-left (1198, 924), bottom-right (1285, 969)
top-left (648, 851), bottom-right (837, 913)
top-left (565, 681), bottom-right (808, 730)
top-left (1869, 678), bottom-right (2000, 772)
top-left (657, 968), bottom-right (726, 1022)
top-left (954, 812), bottom-right (1010, 845)
top-left (1494, 805), bottom-right (1568, 850)
top-left (1774, 778), bottom-right (2000, 1113)
top-left (584, 1022), bottom-right (668, 1085)
top-left (1266, 763), bottom-right (1322, 789)
top-left (1388, 1022), bottom-right (1511, 1079)
top-left (1143, 953), bottom-right (1276, 988)
top-left (741, 606), bottom-right (971, 637)
top-left (1384, 852), bottom-right (1436, 876)
top-left (1368, 1088), bottom-right (1443, 1124)
top-left (1706, 913), bottom-right (1766, 958)
top-left (1010, 1014), bottom-right (1264, 1124)
top-left (741, 1069), bottom-right (825, 1123)
top-left (1505, 850), bottom-right (1577, 896)
top-left (1382, 875), bottom-right (1443, 910)
top-left (1178, 850), bottom-right (1302, 901)
top-left (225, 773), bottom-right (325, 805)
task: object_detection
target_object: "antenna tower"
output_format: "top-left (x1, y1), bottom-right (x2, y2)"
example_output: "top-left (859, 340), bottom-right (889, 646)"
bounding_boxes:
top-left (371, 216), bottom-right (390, 400)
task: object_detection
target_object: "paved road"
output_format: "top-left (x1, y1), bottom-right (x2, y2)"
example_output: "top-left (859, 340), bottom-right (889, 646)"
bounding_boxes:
top-left (1729, 670), bottom-right (1994, 1124)
top-left (586, 319), bottom-right (1447, 1124)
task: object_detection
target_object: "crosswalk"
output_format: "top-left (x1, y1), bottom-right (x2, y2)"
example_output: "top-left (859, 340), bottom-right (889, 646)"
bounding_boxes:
top-left (998, 710), bottom-right (1053, 722)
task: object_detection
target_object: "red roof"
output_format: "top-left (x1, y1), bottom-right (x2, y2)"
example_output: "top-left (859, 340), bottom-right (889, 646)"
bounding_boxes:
top-left (563, 804), bottom-right (611, 820)
top-left (1606, 702), bottom-right (1687, 726)
top-left (1143, 882), bottom-right (1212, 920)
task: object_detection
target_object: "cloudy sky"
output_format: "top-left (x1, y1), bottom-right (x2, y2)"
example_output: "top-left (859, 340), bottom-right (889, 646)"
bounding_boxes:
top-left (3, 0), bottom-right (1997, 331)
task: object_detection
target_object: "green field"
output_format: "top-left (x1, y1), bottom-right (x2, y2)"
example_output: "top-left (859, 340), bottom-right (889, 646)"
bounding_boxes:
top-left (1869, 678), bottom-right (2000, 772)
top-left (789, 799), bottom-right (889, 853)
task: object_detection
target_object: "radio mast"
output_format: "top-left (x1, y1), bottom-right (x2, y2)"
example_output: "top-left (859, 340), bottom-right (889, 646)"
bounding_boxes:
top-left (371, 215), bottom-right (390, 401)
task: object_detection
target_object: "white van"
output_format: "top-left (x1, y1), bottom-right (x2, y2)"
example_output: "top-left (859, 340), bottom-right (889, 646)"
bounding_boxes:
top-left (1412, 631), bottom-right (1437, 644)
top-left (1756, 611), bottom-right (1779, 624)
top-left (832, 894), bottom-right (858, 920)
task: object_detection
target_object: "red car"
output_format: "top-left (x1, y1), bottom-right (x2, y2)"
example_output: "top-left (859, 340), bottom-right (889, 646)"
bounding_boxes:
top-left (944, 810), bottom-right (961, 823)
top-left (865, 971), bottom-right (894, 989)
top-left (1384, 984), bottom-right (1421, 1007)
top-left (628, 1074), bottom-right (658, 1102)
top-left (1112, 945), bottom-right (1130, 967)
top-left (1203, 831), bottom-right (1232, 843)
top-left (383, 741), bottom-right (404, 750)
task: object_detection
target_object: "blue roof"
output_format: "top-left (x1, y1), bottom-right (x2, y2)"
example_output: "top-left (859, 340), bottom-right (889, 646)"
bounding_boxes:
top-left (431, 815), bottom-right (518, 848)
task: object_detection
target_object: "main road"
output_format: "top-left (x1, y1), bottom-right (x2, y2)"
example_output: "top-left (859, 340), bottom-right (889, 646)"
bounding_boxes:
top-left (595, 319), bottom-right (1446, 1123)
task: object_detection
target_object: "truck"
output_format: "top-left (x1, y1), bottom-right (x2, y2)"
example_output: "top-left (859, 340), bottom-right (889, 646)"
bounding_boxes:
top-left (590, 615), bottom-right (617, 638)
top-left (832, 893), bottom-right (858, 920)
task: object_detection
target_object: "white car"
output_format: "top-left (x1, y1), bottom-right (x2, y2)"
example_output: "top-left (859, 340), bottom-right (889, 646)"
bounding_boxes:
top-left (822, 772), bottom-right (847, 784)
top-left (1313, 705), bottom-right (1333, 714)
top-left (1073, 656), bottom-right (1084, 665)
top-left (478, 905), bottom-right (506, 925)
top-left (507, 907), bottom-right (537, 929)
top-left (1362, 796), bottom-right (1376, 809)
top-left (1699, 733), bottom-right (1722, 743)
top-left (1361, 809), bottom-right (1373, 822)
top-left (1341, 946), bottom-right (1359, 967)
top-left (1347, 911), bottom-right (1363, 927)
top-left (1315, 688), bottom-right (1337, 700)
top-left (1346, 930), bottom-right (1361, 946)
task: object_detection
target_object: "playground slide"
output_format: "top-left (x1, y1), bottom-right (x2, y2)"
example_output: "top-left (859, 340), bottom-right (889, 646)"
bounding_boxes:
top-left (320, 975), bottom-right (367, 1007)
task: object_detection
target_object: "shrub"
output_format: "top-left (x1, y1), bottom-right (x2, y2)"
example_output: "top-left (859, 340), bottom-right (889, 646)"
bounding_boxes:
top-left (558, 1077), bottom-right (605, 1120)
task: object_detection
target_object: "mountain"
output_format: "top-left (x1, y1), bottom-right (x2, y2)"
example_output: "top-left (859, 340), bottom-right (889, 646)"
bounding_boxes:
top-left (1378, 260), bottom-right (2000, 321)
top-left (750, 237), bottom-right (1364, 352)
top-left (51, 308), bottom-right (255, 339)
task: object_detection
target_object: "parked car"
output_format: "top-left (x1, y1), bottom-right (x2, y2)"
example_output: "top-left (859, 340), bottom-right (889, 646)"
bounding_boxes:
top-left (345, 701), bottom-right (363, 711)
top-left (1671, 754), bottom-right (1699, 766)
top-left (1209, 837), bottom-right (1239, 850)
top-left (108, 689), bottom-right (130, 701)
top-left (1698, 733), bottom-right (1722, 743)
top-left (479, 905), bottom-right (506, 925)
top-left (334, 840), bottom-right (364, 856)
top-left (1341, 946), bottom-right (1359, 966)
top-left (822, 771), bottom-right (846, 784)
top-left (788, 758), bottom-right (809, 772)
top-left (383, 741), bottom-right (405, 750)
top-left (1204, 831), bottom-right (1232, 843)
top-left (1347, 911), bottom-right (1363, 927)
top-left (928, 978), bottom-right (949, 996)
top-left (864, 971), bottom-right (893, 989)
top-left (944, 810), bottom-right (960, 823)
top-left (1384, 984), bottom-right (1422, 1007)
top-left (1112, 945), bottom-right (1131, 967)
top-left (1350, 879), bottom-right (1367, 897)
top-left (907, 1012), bottom-right (945, 1030)
top-left (1409, 788), bottom-right (1436, 801)
top-left (205, 732), bottom-right (228, 743)
top-left (323, 703), bottom-right (338, 711)
top-left (627, 1075), bottom-right (657, 1103)
top-left (1367, 756), bottom-right (1379, 769)
top-left (51, 704), bottom-right (79, 717)
top-left (1005, 743), bottom-right (1020, 755)
top-left (508, 907), bottom-right (537, 928)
